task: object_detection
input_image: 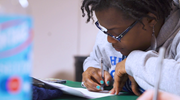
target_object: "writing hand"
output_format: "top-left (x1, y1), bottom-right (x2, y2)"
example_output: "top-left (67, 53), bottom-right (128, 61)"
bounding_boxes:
top-left (82, 67), bottom-right (112, 91)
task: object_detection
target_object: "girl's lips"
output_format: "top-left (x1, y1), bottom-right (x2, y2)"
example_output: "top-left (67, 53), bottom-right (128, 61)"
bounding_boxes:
top-left (112, 44), bottom-right (127, 55)
top-left (112, 44), bottom-right (124, 52)
top-left (114, 47), bottom-right (121, 51)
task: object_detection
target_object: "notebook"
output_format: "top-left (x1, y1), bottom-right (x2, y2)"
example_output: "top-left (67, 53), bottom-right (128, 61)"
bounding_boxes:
top-left (32, 77), bottom-right (114, 99)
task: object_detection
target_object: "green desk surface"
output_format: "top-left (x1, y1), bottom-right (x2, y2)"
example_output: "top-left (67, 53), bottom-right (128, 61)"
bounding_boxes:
top-left (53, 80), bottom-right (138, 100)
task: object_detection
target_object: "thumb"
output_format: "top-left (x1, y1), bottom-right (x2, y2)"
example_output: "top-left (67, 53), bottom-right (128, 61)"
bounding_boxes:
top-left (104, 71), bottom-right (112, 86)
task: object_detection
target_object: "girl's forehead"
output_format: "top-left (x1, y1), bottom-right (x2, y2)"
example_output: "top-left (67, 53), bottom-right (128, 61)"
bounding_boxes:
top-left (95, 8), bottom-right (133, 28)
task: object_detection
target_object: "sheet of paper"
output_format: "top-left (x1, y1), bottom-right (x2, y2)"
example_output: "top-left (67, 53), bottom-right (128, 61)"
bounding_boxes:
top-left (33, 77), bottom-right (114, 99)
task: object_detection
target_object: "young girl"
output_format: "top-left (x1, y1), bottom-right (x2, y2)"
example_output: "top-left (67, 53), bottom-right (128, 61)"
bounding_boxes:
top-left (81, 0), bottom-right (180, 96)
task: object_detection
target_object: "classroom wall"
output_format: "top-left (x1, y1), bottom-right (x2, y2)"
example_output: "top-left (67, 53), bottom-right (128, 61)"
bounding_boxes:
top-left (29, 0), bottom-right (98, 81)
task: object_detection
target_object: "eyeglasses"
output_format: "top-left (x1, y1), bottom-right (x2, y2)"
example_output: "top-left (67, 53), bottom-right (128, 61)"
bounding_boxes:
top-left (95, 20), bottom-right (138, 42)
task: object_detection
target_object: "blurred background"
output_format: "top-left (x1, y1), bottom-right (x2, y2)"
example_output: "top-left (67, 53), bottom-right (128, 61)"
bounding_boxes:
top-left (29, 0), bottom-right (98, 81)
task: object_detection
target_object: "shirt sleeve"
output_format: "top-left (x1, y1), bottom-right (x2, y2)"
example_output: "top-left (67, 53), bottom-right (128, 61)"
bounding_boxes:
top-left (125, 49), bottom-right (180, 96)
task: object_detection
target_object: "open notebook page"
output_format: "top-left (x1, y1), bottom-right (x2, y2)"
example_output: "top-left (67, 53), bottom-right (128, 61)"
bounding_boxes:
top-left (33, 77), bottom-right (115, 99)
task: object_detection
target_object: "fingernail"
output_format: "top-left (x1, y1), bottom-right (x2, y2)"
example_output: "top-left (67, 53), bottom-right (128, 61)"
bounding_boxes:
top-left (101, 87), bottom-right (104, 90)
top-left (100, 80), bottom-right (104, 84)
top-left (106, 81), bottom-right (110, 85)
top-left (109, 91), bottom-right (111, 94)
top-left (96, 86), bottom-right (100, 90)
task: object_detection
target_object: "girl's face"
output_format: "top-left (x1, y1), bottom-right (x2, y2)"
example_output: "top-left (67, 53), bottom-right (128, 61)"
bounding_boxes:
top-left (95, 7), bottom-right (153, 56)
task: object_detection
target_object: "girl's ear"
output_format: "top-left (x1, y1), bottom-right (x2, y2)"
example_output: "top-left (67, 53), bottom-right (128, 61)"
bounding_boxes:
top-left (147, 13), bottom-right (157, 27)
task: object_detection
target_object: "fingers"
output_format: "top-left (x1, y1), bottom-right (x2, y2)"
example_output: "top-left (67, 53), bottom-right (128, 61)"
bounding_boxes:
top-left (128, 76), bottom-right (141, 96)
top-left (104, 71), bottom-right (112, 86)
top-left (82, 67), bottom-right (104, 91)
top-left (110, 60), bottom-right (128, 95)
top-left (114, 73), bottom-right (128, 95)
top-left (83, 78), bottom-right (102, 91)
top-left (109, 88), bottom-right (116, 94)
top-left (109, 79), bottom-right (126, 95)
top-left (92, 70), bottom-right (104, 85)
top-left (109, 73), bottom-right (128, 95)
top-left (113, 81), bottom-right (122, 95)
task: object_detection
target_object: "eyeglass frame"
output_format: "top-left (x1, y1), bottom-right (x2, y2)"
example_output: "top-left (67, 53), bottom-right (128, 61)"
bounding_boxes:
top-left (95, 20), bottom-right (139, 42)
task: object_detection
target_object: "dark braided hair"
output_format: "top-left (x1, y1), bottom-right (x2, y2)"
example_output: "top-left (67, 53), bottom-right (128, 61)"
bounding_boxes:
top-left (81, 0), bottom-right (173, 24)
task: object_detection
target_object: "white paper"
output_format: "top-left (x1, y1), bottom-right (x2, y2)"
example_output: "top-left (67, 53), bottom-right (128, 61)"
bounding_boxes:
top-left (33, 77), bottom-right (114, 99)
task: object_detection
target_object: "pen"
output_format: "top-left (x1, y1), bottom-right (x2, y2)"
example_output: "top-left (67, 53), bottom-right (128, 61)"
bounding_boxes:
top-left (153, 47), bottom-right (165, 100)
top-left (44, 78), bottom-right (66, 84)
top-left (100, 58), bottom-right (105, 90)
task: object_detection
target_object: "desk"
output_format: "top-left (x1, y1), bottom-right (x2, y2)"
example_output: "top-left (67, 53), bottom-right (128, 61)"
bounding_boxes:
top-left (53, 80), bottom-right (138, 100)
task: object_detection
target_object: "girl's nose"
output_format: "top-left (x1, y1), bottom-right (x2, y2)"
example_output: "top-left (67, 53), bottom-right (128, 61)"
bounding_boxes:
top-left (107, 35), bottom-right (118, 43)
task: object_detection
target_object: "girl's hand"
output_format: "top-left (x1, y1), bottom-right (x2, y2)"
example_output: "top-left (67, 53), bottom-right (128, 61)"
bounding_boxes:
top-left (110, 59), bottom-right (140, 96)
top-left (82, 67), bottom-right (112, 91)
